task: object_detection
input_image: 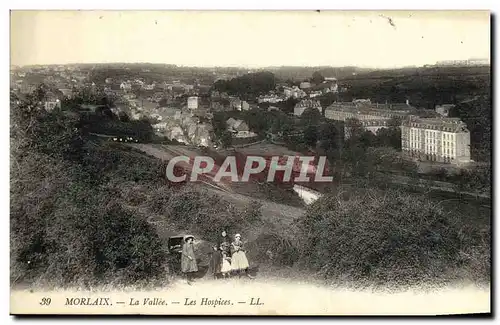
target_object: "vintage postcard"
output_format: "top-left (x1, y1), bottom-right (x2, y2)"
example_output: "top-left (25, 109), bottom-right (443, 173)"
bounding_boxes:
top-left (9, 10), bottom-right (491, 316)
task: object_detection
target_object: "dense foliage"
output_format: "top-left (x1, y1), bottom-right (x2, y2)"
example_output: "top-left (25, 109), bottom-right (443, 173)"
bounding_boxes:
top-left (10, 91), bottom-right (168, 287)
top-left (294, 187), bottom-right (490, 288)
top-left (212, 72), bottom-right (276, 99)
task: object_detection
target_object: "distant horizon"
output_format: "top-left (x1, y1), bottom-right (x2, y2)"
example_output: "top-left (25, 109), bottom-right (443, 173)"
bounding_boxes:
top-left (12, 59), bottom-right (490, 70)
top-left (11, 11), bottom-right (490, 68)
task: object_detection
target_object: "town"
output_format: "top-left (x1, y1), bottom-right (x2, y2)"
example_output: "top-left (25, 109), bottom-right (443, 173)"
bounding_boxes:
top-left (10, 60), bottom-right (491, 204)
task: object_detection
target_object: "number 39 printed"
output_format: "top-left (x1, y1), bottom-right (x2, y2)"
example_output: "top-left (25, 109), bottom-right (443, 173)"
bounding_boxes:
top-left (39, 298), bottom-right (51, 306)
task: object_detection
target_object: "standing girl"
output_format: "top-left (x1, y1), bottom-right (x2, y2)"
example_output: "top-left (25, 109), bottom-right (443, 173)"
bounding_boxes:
top-left (181, 235), bottom-right (198, 284)
top-left (230, 234), bottom-right (254, 279)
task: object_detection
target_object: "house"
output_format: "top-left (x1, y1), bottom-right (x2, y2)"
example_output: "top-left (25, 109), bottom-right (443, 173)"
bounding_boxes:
top-left (283, 86), bottom-right (306, 99)
top-left (153, 122), bottom-right (168, 133)
top-left (300, 82), bottom-right (311, 89)
top-left (309, 91), bottom-right (323, 98)
top-left (58, 88), bottom-right (73, 98)
top-left (169, 126), bottom-right (187, 143)
top-left (43, 92), bottom-right (62, 112)
top-left (142, 83), bottom-right (155, 91)
top-left (294, 99), bottom-right (322, 116)
top-left (120, 82), bottom-right (132, 92)
top-left (195, 123), bottom-right (213, 147)
top-left (241, 101), bottom-right (250, 111)
top-left (229, 98), bottom-right (242, 110)
top-left (226, 118), bottom-right (257, 138)
top-left (157, 106), bottom-right (182, 120)
top-left (44, 99), bottom-right (61, 112)
top-left (258, 95), bottom-right (284, 104)
top-left (79, 104), bottom-right (107, 113)
top-left (187, 96), bottom-right (199, 110)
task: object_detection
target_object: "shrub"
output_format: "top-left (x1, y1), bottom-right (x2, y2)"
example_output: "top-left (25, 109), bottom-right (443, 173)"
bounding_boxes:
top-left (295, 187), bottom-right (490, 288)
top-left (11, 163), bottom-right (168, 287)
top-left (151, 187), bottom-right (246, 243)
top-left (246, 232), bottom-right (299, 267)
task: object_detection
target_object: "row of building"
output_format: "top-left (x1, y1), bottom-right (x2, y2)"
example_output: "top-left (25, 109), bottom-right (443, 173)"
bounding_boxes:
top-left (290, 98), bottom-right (472, 166)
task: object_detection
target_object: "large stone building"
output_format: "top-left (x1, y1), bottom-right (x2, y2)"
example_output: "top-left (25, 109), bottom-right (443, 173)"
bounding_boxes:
top-left (324, 102), bottom-right (412, 122)
top-left (401, 116), bottom-right (471, 165)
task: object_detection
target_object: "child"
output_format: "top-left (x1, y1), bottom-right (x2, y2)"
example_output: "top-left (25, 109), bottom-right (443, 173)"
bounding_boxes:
top-left (220, 247), bottom-right (232, 279)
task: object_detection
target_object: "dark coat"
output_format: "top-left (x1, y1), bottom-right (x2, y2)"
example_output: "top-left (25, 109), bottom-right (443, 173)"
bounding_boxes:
top-left (209, 250), bottom-right (223, 275)
top-left (181, 242), bottom-right (198, 273)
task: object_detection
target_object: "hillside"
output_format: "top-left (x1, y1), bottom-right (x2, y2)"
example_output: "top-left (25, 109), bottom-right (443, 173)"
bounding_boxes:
top-left (10, 87), bottom-right (490, 291)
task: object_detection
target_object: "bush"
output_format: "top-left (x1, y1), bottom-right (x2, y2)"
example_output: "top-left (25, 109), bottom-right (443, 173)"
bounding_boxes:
top-left (295, 187), bottom-right (490, 288)
top-left (149, 187), bottom-right (247, 243)
top-left (10, 157), bottom-right (168, 287)
top-left (10, 94), bottom-right (169, 286)
top-left (246, 232), bottom-right (299, 267)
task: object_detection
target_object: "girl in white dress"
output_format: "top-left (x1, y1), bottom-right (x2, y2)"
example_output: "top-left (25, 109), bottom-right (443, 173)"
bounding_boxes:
top-left (220, 250), bottom-right (232, 278)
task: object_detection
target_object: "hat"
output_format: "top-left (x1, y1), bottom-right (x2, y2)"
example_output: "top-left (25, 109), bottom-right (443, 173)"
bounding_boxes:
top-left (184, 235), bottom-right (195, 242)
top-left (234, 233), bottom-right (241, 238)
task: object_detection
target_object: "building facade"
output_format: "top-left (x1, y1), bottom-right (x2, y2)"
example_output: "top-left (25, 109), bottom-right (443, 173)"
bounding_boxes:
top-left (294, 99), bottom-right (322, 116)
top-left (401, 117), bottom-right (471, 165)
top-left (187, 96), bottom-right (199, 110)
top-left (344, 119), bottom-right (391, 138)
top-left (324, 103), bottom-right (411, 122)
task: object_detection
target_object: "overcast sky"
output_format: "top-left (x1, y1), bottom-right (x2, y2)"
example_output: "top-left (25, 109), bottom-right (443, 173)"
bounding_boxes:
top-left (10, 10), bottom-right (491, 68)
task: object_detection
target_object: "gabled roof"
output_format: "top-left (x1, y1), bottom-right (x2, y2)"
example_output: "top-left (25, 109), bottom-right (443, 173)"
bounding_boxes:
top-left (226, 117), bottom-right (237, 127)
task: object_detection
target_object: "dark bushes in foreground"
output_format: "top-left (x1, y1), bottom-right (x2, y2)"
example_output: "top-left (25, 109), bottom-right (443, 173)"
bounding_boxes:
top-left (10, 151), bottom-right (167, 287)
top-left (294, 188), bottom-right (490, 287)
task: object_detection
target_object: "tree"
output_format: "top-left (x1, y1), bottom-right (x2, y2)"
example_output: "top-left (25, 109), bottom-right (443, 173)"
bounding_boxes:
top-left (300, 107), bottom-right (322, 127)
top-left (212, 71), bottom-right (276, 97)
top-left (219, 131), bottom-right (233, 148)
top-left (303, 125), bottom-right (318, 148)
top-left (449, 95), bottom-right (491, 162)
top-left (375, 127), bottom-right (401, 150)
top-left (158, 97), bottom-right (168, 107)
top-left (312, 71), bottom-right (325, 85)
top-left (345, 118), bottom-right (364, 139)
top-left (278, 97), bottom-right (300, 115)
top-left (318, 121), bottom-right (342, 160)
top-left (118, 111), bottom-right (130, 122)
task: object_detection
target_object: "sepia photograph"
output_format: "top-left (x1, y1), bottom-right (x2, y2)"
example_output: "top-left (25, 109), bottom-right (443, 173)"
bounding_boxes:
top-left (9, 9), bottom-right (491, 316)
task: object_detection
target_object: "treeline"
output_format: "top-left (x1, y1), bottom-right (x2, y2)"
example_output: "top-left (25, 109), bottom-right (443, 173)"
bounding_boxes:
top-left (211, 71), bottom-right (276, 99)
top-left (449, 95), bottom-right (491, 162)
top-left (335, 73), bottom-right (490, 109)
